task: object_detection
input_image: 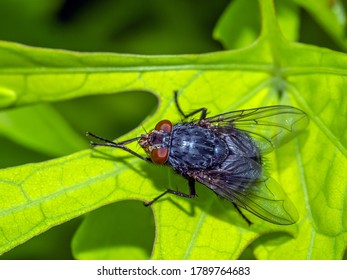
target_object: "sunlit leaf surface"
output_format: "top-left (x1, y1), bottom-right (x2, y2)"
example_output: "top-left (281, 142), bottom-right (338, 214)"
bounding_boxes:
top-left (0, 0), bottom-right (346, 259)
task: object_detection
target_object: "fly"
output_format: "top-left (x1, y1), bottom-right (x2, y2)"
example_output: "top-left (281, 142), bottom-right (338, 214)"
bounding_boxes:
top-left (87, 91), bottom-right (308, 225)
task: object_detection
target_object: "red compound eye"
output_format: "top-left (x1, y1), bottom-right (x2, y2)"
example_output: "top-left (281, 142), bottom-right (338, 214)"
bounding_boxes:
top-left (155, 120), bottom-right (172, 133)
top-left (151, 148), bottom-right (169, 164)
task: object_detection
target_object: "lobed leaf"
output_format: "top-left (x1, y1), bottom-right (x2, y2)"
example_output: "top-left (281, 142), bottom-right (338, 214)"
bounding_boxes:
top-left (0, 0), bottom-right (346, 259)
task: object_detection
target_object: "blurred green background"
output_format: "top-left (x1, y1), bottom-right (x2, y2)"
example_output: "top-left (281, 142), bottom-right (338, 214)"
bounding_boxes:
top-left (0, 0), bottom-right (345, 259)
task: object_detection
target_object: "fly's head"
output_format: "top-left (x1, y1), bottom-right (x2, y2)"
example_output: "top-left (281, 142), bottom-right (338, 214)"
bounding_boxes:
top-left (139, 119), bottom-right (173, 164)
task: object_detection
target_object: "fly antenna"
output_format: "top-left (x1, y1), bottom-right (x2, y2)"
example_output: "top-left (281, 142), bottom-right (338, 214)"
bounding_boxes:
top-left (86, 131), bottom-right (141, 147)
top-left (141, 125), bottom-right (148, 134)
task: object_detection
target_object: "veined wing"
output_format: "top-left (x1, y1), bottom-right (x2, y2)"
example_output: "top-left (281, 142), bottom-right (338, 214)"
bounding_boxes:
top-left (198, 174), bottom-right (299, 225)
top-left (205, 105), bottom-right (308, 154)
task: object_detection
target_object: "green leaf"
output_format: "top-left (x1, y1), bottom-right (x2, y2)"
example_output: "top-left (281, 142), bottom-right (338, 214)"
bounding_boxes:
top-left (0, 104), bottom-right (87, 157)
top-left (213, 0), bottom-right (261, 49)
top-left (71, 201), bottom-right (155, 260)
top-left (0, 0), bottom-right (346, 259)
top-left (294, 0), bottom-right (347, 50)
top-left (214, 0), bottom-right (299, 49)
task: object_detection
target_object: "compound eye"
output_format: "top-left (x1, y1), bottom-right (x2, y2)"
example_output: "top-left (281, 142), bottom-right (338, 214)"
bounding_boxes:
top-left (155, 120), bottom-right (172, 133)
top-left (150, 148), bottom-right (168, 164)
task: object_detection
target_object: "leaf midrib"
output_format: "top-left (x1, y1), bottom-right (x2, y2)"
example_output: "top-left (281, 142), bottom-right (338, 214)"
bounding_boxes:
top-left (0, 64), bottom-right (274, 74)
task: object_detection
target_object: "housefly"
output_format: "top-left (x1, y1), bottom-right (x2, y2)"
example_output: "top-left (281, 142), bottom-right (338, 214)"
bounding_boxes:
top-left (87, 91), bottom-right (308, 225)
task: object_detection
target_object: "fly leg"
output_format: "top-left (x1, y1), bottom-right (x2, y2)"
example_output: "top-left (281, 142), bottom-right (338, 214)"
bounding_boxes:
top-left (86, 132), bottom-right (151, 162)
top-left (174, 91), bottom-right (207, 122)
top-left (144, 178), bottom-right (197, 206)
top-left (232, 202), bottom-right (253, 226)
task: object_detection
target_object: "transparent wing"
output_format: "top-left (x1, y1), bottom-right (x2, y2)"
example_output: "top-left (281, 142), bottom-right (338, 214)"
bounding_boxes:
top-left (205, 105), bottom-right (308, 154)
top-left (200, 175), bottom-right (299, 225)
top-left (231, 177), bottom-right (298, 225)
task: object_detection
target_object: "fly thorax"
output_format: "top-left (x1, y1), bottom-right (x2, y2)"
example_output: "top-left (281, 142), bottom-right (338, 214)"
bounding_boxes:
top-left (169, 124), bottom-right (229, 170)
